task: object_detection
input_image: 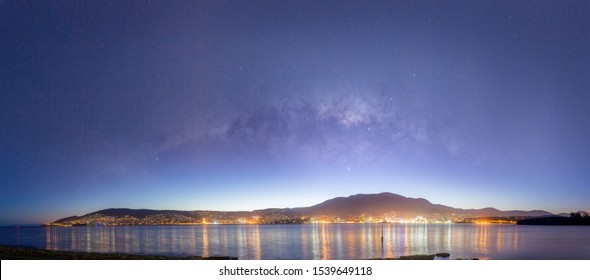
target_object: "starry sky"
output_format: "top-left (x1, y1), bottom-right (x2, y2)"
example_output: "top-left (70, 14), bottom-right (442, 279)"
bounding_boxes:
top-left (1, 0), bottom-right (589, 225)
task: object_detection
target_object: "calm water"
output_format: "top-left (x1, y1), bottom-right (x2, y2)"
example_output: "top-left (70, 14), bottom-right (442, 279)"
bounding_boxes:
top-left (1, 224), bottom-right (589, 259)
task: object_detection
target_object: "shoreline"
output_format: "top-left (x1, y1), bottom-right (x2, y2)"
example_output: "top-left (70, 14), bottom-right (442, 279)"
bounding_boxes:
top-left (0, 246), bottom-right (237, 260)
top-left (0, 246), bottom-right (467, 260)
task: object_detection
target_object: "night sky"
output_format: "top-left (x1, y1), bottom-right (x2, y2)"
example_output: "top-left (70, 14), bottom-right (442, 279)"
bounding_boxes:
top-left (1, 1), bottom-right (589, 225)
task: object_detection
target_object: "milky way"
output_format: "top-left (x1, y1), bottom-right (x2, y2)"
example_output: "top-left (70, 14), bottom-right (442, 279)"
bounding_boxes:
top-left (1, 1), bottom-right (589, 224)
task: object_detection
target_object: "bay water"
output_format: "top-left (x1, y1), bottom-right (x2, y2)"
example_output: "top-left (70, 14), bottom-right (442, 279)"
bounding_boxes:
top-left (1, 224), bottom-right (588, 259)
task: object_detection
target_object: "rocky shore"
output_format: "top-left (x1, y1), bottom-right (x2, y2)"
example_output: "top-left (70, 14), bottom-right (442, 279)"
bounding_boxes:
top-left (0, 246), bottom-right (237, 260)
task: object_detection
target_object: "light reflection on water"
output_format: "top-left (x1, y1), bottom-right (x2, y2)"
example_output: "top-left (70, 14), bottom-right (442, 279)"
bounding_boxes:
top-left (1, 224), bottom-right (589, 259)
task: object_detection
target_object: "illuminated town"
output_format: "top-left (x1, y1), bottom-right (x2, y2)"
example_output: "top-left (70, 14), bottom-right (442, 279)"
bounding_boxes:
top-left (48, 210), bottom-right (520, 227)
top-left (47, 193), bottom-right (545, 227)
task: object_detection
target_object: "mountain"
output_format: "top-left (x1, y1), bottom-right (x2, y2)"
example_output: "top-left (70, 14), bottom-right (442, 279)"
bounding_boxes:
top-left (303, 193), bottom-right (552, 217)
top-left (303, 193), bottom-right (455, 216)
top-left (50, 192), bottom-right (556, 225)
top-left (463, 208), bottom-right (553, 217)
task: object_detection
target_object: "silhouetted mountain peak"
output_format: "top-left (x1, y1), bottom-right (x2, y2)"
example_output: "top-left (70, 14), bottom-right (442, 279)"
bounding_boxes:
top-left (51, 192), bottom-right (555, 225)
top-left (306, 192), bottom-right (448, 216)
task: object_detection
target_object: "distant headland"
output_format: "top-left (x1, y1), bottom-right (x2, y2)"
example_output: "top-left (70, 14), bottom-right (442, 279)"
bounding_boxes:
top-left (517, 212), bottom-right (590, 225)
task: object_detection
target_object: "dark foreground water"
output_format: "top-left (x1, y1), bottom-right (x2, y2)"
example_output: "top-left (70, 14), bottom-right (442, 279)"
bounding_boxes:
top-left (1, 224), bottom-right (589, 259)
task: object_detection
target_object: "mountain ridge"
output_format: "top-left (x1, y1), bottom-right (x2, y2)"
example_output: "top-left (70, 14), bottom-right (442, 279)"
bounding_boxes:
top-left (51, 192), bottom-right (559, 225)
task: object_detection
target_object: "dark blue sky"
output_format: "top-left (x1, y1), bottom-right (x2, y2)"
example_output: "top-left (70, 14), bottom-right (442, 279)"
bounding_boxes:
top-left (1, 0), bottom-right (589, 224)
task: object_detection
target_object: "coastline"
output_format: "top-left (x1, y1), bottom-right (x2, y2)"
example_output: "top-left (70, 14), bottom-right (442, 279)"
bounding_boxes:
top-left (0, 246), bottom-right (237, 260)
top-left (0, 246), bottom-right (463, 260)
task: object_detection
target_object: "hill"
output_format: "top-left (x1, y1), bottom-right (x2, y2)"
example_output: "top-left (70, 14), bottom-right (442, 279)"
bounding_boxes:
top-left (50, 192), bottom-right (556, 225)
top-left (303, 192), bottom-right (552, 217)
top-left (303, 193), bottom-right (455, 216)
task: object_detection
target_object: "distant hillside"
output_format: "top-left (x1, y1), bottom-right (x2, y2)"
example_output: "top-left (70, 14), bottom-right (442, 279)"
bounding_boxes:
top-left (462, 207), bottom-right (552, 217)
top-left (303, 192), bottom-right (553, 217)
top-left (50, 192), bottom-right (557, 225)
top-left (53, 209), bottom-right (195, 224)
top-left (303, 193), bottom-right (455, 216)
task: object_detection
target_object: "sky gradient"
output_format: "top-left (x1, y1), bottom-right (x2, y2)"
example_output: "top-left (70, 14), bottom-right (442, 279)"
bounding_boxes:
top-left (1, 0), bottom-right (589, 225)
